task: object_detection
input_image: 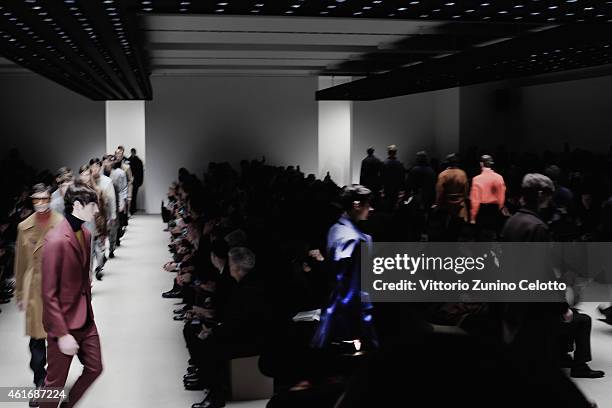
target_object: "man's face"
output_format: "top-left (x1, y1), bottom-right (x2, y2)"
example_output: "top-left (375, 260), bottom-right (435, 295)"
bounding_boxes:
top-left (74, 200), bottom-right (99, 222)
top-left (352, 200), bottom-right (373, 221)
top-left (228, 258), bottom-right (241, 281)
top-left (79, 170), bottom-right (91, 184)
top-left (103, 157), bottom-right (114, 171)
top-left (31, 192), bottom-right (51, 213)
top-left (59, 180), bottom-right (73, 196)
top-left (90, 163), bottom-right (101, 179)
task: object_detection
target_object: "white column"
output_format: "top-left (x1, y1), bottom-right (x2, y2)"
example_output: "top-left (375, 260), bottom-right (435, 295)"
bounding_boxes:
top-left (105, 100), bottom-right (147, 211)
top-left (318, 76), bottom-right (353, 187)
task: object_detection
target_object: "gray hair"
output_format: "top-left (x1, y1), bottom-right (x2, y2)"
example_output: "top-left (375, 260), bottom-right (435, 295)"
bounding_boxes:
top-left (228, 247), bottom-right (256, 274)
top-left (521, 173), bottom-right (555, 192)
top-left (225, 229), bottom-right (248, 248)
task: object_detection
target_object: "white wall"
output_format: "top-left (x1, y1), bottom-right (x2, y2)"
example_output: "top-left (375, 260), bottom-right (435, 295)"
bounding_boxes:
top-left (106, 100), bottom-right (146, 210)
top-left (0, 74), bottom-right (105, 174)
top-left (352, 88), bottom-right (460, 180)
top-left (460, 75), bottom-right (612, 154)
top-left (145, 75), bottom-right (318, 213)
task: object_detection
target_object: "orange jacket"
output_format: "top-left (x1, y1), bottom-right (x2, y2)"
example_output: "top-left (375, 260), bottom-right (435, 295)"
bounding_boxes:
top-left (470, 168), bottom-right (506, 221)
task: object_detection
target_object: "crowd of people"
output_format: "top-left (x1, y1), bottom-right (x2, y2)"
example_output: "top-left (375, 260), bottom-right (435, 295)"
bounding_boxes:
top-left (2, 139), bottom-right (612, 407)
top-left (159, 142), bottom-right (612, 408)
top-left (0, 146), bottom-right (144, 407)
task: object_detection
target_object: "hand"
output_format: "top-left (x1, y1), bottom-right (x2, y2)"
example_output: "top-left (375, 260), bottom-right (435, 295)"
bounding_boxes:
top-left (58, 334), bottom-right (79, 356)
top-left (501, 207), bottom-right (510, 217)
top-left (16, 300), bottom-right (25, 312)
top-left (192, 306), bottom-right (214, 319)
top-left (469, 220), bottom-right (476, 225)
top-left (308, 249), bottom-right (324, 262)
top-left (562, 309), bottom-right (574, 323)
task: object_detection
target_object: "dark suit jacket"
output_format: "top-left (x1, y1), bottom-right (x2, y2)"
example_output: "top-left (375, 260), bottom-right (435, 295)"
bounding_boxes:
top-left (501, 208), bottom-right (551, 242)
top-left (213, 272), bottom-right (266, 346)
top-left (41, 218), bottom-right (94, 338)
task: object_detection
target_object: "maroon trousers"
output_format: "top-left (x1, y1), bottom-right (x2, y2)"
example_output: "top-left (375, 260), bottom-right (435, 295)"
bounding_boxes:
top-left (40, 322), bottom-right (103, 408)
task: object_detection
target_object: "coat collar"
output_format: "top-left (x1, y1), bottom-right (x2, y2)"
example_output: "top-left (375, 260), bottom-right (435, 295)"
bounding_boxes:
top-left (58, 218), bottom-right (90, 268)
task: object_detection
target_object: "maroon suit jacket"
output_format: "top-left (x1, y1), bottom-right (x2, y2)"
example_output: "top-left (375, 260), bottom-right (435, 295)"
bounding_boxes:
top-left (41, 218), bottom-right (94, 339)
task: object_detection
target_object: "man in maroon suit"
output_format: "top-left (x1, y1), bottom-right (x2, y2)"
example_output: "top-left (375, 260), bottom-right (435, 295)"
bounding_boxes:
top-left (40, 182), bottom-right (102, 408)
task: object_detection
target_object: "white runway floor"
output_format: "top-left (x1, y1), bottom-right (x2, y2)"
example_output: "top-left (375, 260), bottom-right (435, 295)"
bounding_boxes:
top-left (0, 215), bottom-right (266, 408)
top-left (0, 215), bottom-right (611, 407)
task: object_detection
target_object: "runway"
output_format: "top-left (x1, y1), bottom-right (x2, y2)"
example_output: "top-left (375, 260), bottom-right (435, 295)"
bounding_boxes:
top-left (0, 215), bottom-right (266, 408)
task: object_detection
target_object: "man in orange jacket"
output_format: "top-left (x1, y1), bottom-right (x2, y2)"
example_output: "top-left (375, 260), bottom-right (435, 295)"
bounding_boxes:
top-left (469, 155), bottom-right (506, 240)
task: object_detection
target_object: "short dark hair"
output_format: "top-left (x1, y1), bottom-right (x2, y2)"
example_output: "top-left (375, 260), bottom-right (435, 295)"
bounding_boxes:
top-left (31, 183), bottom-right (51, 196)
top-left (445, 153), bottom-right (459, 168)
top-left (366, 147), bottom-right (375, 155)
top-left (480, 155), bottom-right (494, 168)
top-left (339, 184), bottom-right (372, 212)
top-left (64, 181), bottom-right (98, 214)
top-left (89, 158), bottom-right (101, 166)
top-left (130, 148), bottom-right (136, 154)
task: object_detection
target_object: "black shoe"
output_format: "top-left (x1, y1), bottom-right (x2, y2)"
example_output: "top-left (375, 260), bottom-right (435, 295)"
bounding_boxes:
top-left (174, 307), bottom-right (190, 314)
top-left (184, 372), bottom-right (200, 381)
top-left (187, 366), bottom-right (199, 374)
top-left (0, 298), bottom-right (10, 304)
top-left (184, 380), bottom-right (206, 391)
top-left (109, 251), bottom-right (115, 259)
top-left (162, 289), bottom-right (183, 299)
top-left (95, 268), bottom-right (104, 281)
top-left (174, 313), bottom-right (186, 321)
top-left (571, 364), bottom-right (605, 378)
top-left (191, 389), bottom-right (225, 408)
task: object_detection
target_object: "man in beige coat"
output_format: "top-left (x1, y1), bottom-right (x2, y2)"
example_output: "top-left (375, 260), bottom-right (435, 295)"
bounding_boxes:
top-left (14, 183), bottom-right (64, 390)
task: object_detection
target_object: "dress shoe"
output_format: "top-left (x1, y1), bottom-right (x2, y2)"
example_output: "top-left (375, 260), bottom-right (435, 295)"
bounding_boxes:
top-left (186, 365), bottom-right (199, 374)
top-left (174, 313), bottom-right (186, 321)
top-left (109, 251), bottom-right (115, 259)
top-left (162, 289), bottom-right (183, 299)
top-left (184, 380), bottom-right (206, 391)
top-left (184, 372), bottom-right (200, 381)
top-left (174, 306), bottom-right (189, 314)
top-left (0, 297), bottom-right (10, 304)
top-left (571, 364), bottom-right (605, 378)
top-left (191, 389), bottom-right (225, 408)
top-left (95, 267), bottom-right (104, 281)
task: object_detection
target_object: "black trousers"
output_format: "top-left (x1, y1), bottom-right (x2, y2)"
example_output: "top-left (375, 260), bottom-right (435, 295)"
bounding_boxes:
top-left (475, 204), bottom-right (502, 241)
top-left (29, 337), bottom-right (47, 387)
top-left (194, 336), bottom-right (258, 396)
top-left (559, 311), bottom-right (592, 365)
top-left (130, 185), bottom-right (140, 214)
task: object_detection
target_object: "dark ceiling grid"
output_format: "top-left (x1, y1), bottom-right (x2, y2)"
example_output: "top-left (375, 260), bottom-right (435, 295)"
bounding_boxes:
top-left (137, 0), bottom-right (612, 23)
top-left (316, 23), bottom-right (612, 100)
top-left (0, 0), bottom-right (151, 100)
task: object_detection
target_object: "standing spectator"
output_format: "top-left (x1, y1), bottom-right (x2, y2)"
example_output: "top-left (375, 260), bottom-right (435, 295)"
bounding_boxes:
top-left (359, 147), bottom-right (382, 195)
top-left (381, 145), bottom-right (405, 207)
top-left (128, 148), bottom-right (144, 214)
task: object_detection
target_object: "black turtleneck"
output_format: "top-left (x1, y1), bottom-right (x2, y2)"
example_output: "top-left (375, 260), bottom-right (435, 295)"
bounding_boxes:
top-left (65, 211), bottom-right (85, 232)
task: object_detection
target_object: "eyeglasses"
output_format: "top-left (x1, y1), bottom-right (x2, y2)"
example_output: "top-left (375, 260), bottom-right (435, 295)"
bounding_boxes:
top-left (31, 197), bottom-right (51, 204)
